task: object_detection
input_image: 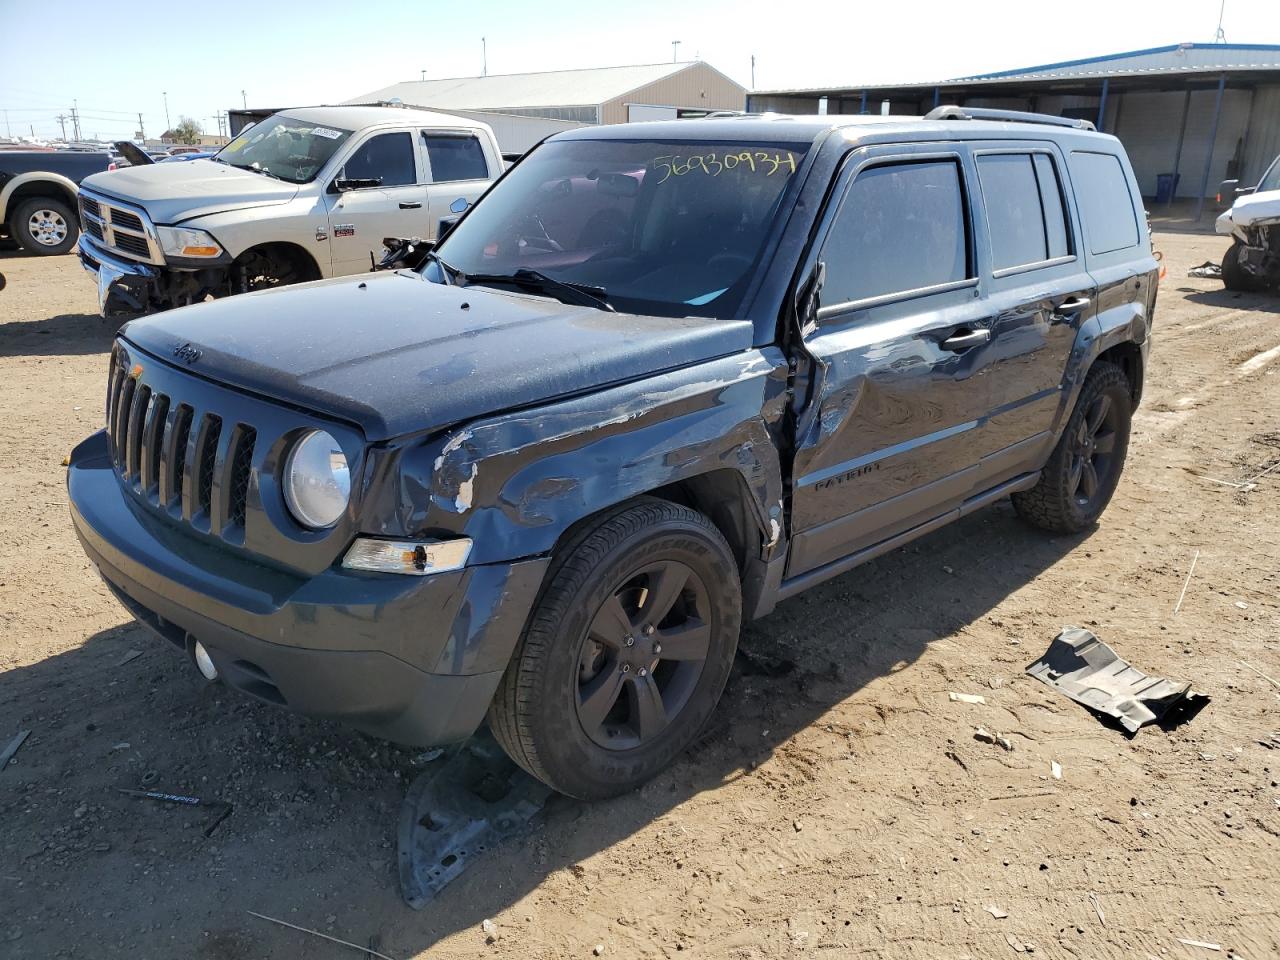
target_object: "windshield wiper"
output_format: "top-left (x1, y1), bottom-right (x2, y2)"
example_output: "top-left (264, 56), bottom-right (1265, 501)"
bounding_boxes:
top-left (462, 268), bottom-right (614, 312)
top-left (226, 161), bottom-right (284, 181)
top-left (425, 250), bottom-right (462, 285)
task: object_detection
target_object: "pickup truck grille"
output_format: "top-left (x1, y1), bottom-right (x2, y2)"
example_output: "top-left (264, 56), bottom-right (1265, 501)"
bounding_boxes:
top-left (105, 350), bottom-right (256, 541)
top-left (78, 189), bottom-right (163, 265)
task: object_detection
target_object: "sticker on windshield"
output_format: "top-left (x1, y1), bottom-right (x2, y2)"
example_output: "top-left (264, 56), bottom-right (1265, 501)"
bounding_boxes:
top-left (311, 127), bottom-right (343, 140)
top-left (652, 150), bottom-right (798, 185)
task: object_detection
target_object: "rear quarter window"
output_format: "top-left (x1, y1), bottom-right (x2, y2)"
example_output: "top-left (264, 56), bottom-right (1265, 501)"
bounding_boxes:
top-left (1069, 151), bottom-right (1139, 255)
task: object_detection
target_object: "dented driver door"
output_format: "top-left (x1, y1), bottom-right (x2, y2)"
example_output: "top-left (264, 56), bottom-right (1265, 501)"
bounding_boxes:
top-left (786, 144), bottom-right (999, 581)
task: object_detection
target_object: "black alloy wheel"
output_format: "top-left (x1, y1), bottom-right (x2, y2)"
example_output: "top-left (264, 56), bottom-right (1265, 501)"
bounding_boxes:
top-left (575, 559), bottom-right (712, 751)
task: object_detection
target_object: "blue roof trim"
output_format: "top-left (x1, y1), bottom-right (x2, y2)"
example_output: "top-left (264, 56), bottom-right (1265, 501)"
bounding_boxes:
top-left (955, 42), bottom-right (1280, 81)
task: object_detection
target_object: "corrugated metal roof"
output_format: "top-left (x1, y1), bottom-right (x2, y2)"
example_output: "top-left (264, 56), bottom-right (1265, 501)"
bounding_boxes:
top-left (345, 62), bottom-right (697, 111)
top-left (753, 43), bottom-right (1280, 97)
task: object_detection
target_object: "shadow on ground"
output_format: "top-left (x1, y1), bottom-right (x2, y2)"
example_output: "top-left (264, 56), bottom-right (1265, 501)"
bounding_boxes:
top-left (0, 502), bottom-right (1088, 958)
top-left (1184, 287), bottom-right (1280, 313)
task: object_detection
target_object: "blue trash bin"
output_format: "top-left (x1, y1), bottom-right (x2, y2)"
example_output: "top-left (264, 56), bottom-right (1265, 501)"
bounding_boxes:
top-left (1155, 173), bottom-right (1180, 204)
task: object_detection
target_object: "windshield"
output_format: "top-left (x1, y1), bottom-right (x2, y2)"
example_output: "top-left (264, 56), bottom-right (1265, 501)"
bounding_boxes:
top-left (1258, 155), bottom-right (1280, 193)
top-left (215, 114), bottom-right (352, 183)
top-left (430, 137), bottom-right (809, 317)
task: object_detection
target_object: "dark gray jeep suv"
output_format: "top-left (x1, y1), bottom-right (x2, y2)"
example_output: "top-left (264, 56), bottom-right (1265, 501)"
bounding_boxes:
top-left (68, 108), bottom-right (1157, 799)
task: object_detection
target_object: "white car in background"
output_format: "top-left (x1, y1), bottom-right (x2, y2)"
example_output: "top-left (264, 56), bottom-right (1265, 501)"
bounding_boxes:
top-left (1215, 153), bottom-right (1280, 292)
top-left (76, 105), bottom-right (501, 315)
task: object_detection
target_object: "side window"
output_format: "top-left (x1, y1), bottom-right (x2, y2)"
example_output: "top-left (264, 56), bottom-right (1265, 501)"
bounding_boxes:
top-left (1068, 151), bottom-right (1139, 255)
top-left (977, 152), bottom-right (1072, 271)
top-left (1034, 154), bottom-right (1071, 260)
top-left (341, 132), bottom-right (416, 187)
top-left (423, 134), bottom-right (489, 182)
top-left (820, 159), bottom-right (969, 306)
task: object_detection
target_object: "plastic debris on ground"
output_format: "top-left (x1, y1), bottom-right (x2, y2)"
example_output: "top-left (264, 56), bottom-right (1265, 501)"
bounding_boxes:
top-left (1026, 628), bottom-right (1207, 734)
top-left (1188, 261), bottom-right (1222, 278)
top-left (397, 730), bottom-right (551, 909)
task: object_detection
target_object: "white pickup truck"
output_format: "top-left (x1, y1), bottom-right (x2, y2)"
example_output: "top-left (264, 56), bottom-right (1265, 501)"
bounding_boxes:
top-left (76, 105), bottom-right (501, 315)
top-left (1215, 153), bottom-right (1280, 292)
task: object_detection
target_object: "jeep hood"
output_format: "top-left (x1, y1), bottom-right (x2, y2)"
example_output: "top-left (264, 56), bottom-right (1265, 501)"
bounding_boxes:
top-left (119, 272), bottom-right (754, 441)
top-left (81, 159), bottom-right (299, 224)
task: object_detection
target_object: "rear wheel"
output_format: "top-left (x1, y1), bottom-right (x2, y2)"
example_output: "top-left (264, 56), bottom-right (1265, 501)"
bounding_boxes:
top-left (1221, 241), bottom-right (1266, 293)
top-left (488, 499), bottom-right (742, 800)
top-left (1013, 361), bottom-right (1132, 534)
top-left (12, 197), bottom-right (78, 256)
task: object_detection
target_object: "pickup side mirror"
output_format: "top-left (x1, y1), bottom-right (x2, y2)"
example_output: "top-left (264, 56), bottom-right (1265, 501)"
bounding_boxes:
top-left (334, 176), bottom-right (383, 192)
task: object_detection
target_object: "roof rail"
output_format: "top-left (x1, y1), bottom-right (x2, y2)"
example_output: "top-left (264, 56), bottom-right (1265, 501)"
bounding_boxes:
top-left (925, 105), bottom-right (1097, 132)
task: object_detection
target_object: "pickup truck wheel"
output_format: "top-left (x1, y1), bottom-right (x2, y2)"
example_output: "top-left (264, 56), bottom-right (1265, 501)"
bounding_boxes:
top-left (12, 197), bottom-right (78, 256)
top-left (235, 248), bottom-right (308, 292)
top-left (489, 498), bottom-right (742, 800)
top-left (1221, 241), bottom-right (1267, 292)
top-left (1012, 361), bottom-right (1131, 534)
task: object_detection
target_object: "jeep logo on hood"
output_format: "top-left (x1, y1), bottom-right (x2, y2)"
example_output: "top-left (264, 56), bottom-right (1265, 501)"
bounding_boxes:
top-left (173, 342), bottom-right (202, 364)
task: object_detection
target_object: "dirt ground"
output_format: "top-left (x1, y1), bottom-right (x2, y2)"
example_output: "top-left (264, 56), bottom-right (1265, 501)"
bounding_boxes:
top-left (0, 231), bottom-right (1277, 960)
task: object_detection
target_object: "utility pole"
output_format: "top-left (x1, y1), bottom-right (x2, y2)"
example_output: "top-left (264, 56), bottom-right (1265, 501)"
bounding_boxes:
top-left (241, 90), bottom-right (247, 109)
top-left (56, 114), bottom-right (68, 140)
top-left (71, 101), bottom-right (81, 140)
top-left (2, 109), bottom-right (9, 138)
top-left (672, 40), bottom-right (681, 62)
top-left (137, 112), bottom-right (145, 140)
top-left (420, 69), bottom-right (426, 82)
top-left (481, 37), bottom-right (487, 77)
top-left (163, 91), bottom-right (171, 131)
top-left (751, 54), bottom-right (756, 90)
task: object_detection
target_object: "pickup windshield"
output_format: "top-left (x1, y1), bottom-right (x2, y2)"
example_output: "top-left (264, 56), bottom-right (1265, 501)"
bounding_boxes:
top-left (215, 115), bottom-right (352, 184)
top-left (1258, 155), bottom-right (1280, 193)
top-left (430, 138), bottom-right (810, 318)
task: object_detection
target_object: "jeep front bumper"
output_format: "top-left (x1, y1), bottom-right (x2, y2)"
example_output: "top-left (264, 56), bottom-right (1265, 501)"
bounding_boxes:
top-left (67, 429), bottom-right (549, 746)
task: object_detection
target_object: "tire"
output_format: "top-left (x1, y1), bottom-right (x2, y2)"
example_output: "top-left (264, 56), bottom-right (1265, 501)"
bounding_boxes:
top-left (1221, 241), bottom-right (1266, 293)
top-left (233, 246), bottom-right (313, 293)
top-left (11, 197), bottom-right (78, 256)
top-left (489, 498), bottom-right (742, 800)
top-left (1012, 361), bottom-right (1132, 534)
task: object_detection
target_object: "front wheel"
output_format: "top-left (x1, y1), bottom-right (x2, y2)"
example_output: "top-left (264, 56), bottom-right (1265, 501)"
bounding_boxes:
top-left (1221, 241), bottom-right (1267, 293)
top-left (12, 197), bottom-right (78, 256)
top-left (1013, 361), bottom-right (1132, 534)
top-left (488, 499), bottom-right (742, 800)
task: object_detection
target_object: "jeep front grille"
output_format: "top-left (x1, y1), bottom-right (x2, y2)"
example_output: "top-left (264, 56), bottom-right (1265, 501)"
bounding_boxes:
top-left (105, 354), bottom-right (255, 539)
top-left (78, 189), bottom-right (163, 265)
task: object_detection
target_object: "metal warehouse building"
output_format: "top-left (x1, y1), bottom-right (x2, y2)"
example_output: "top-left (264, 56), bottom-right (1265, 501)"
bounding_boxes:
top-left (748, 43), bottom-right (1280, 218)
top-left (347, 61), bottom-right (747, 126)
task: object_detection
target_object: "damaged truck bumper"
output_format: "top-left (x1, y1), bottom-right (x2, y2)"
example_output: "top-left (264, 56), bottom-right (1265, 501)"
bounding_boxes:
top-left (67, 430), bottom-right (548, 745)
top-left (78, 234), bottom-right (160, 316)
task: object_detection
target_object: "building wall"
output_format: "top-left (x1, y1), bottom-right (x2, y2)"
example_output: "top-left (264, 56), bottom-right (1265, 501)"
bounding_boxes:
top-left (1242, 84), bottom-right (1280, 185)
top-left (601, 63), bottom-right (745, 124)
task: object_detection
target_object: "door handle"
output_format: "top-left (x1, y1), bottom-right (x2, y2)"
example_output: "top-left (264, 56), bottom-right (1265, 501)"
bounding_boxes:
top-left (399, 201), bottom-right (422, 209)
top-left (940, 328), bottom-right (991, 352)
top-left (1054, 295), bottom-right (1091, 315)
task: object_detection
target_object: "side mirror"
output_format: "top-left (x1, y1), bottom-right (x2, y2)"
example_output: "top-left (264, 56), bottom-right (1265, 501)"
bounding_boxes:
top-left (437, 215), bottom-right (461, 241)
top-left (449, 197), bottom-right (469, 214)
top-left (334, 176), bottom-right (382, 192)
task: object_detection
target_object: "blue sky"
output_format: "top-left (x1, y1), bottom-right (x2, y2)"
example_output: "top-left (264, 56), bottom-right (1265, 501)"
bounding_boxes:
top-left (3, 0), bottom-right (1280, 141)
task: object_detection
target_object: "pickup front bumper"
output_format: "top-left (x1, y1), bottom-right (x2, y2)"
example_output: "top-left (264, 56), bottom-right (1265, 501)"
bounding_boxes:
top-left (67, 429), bottom-right (549, 746)
top-left (77, 234), bottom-right (159, 316)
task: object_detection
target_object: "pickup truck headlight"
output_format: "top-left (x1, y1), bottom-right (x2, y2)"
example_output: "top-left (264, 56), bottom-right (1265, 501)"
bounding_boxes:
top-left (283, 429), bottom-right (351, 529)
top-left (156, 225), bottom-right (224, 259)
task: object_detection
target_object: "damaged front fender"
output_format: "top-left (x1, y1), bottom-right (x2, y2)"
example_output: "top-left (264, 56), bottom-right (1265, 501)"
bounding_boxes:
top-left (360, 350), bottom-right (790, 570)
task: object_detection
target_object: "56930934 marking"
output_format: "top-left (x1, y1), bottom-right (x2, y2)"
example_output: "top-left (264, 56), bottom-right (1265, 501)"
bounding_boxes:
top-left (652, 151), bottom-right (799, 184)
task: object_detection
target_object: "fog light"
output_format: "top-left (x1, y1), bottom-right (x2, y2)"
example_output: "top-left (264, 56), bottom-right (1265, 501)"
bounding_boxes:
top-left (342, 537), bottom-right (472, 576)
top-left (192, 640), bottom-right (218, 681)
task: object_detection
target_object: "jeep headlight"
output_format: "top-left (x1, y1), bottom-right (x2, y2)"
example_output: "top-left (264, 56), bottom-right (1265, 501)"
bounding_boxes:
top-left (156, 225), bottom-right (224, 259)
top-left (283, 430), bottom-right (350, 529)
